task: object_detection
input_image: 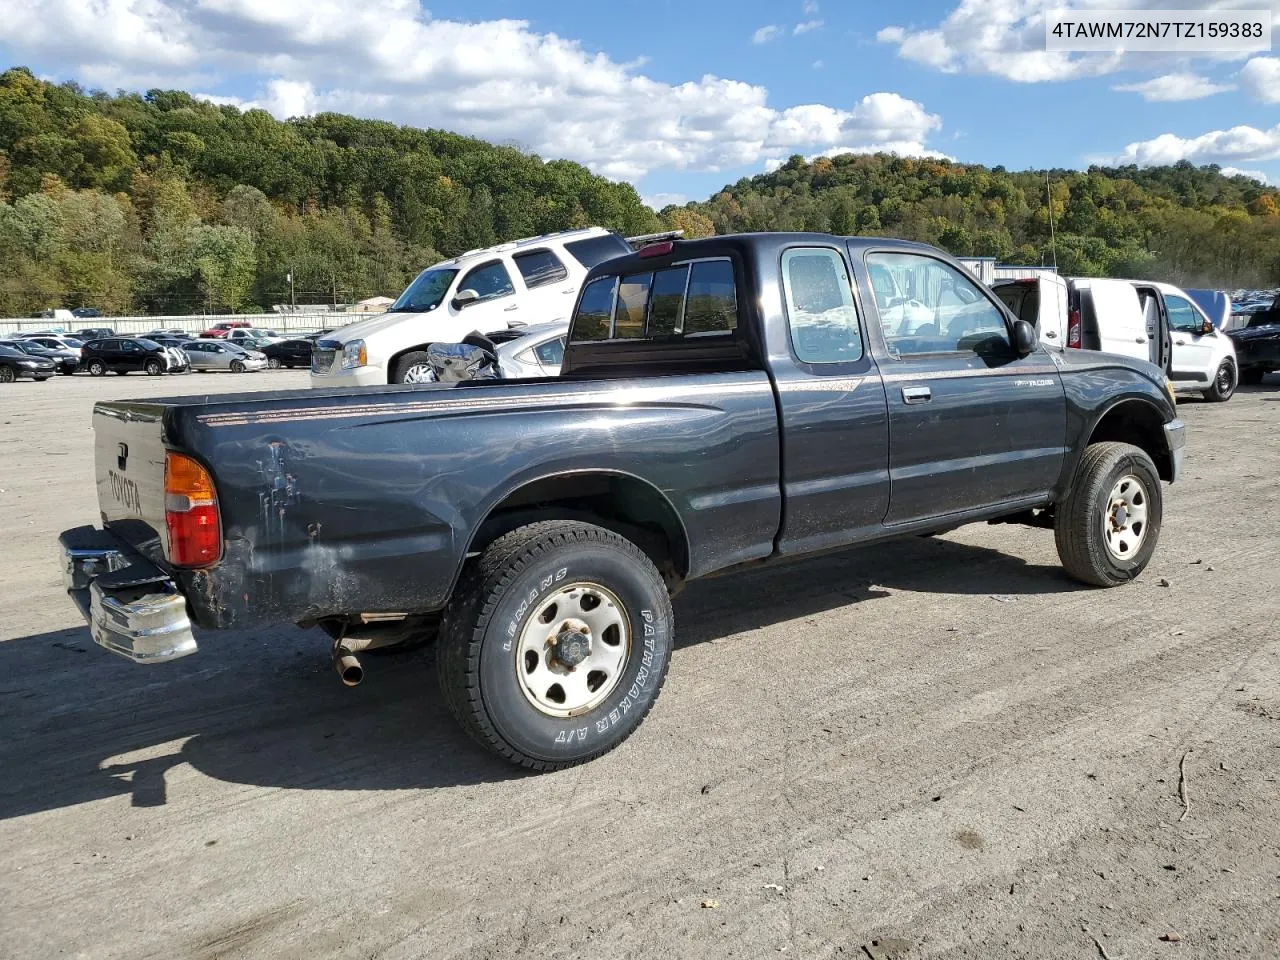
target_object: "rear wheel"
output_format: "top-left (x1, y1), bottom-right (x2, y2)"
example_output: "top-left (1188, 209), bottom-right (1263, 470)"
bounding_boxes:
top-left (144, 359), bottom-right (162, 376)
top-left (230, 359), bottom-right (245, 373)
top-left (391, 350), bottom-right (435, 384)
top-left (1240, 368), bottom-right (1266, 386)
top-left (438, 520), bottom-right (674, 770)
top-left (1055, 442), bottom-right (1163, 587)
top-left (1203, 359), bottom-right (1235, 402)
top-left (0, 366), bottom-right (15, 384)
top-left (87, 359), bottom-right (106, 376)
top-left (268, 357), bottom-right (282, 369)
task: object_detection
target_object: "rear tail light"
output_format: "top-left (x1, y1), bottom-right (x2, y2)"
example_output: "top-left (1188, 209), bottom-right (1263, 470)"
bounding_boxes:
top-left (164, 452), bottom-right (222, 567)
top-left (1066, 307), bottom-right (1081, 348)
top-left (638, 241), bottom-right (674, 258)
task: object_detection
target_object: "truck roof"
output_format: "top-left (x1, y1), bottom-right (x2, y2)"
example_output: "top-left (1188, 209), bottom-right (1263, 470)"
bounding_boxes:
top-left (435, 226), bottom-right (616, 270)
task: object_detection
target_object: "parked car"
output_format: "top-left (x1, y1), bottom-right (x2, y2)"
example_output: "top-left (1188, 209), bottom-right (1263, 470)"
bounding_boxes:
top-left (0, 344), bottom-right (55, 382)
top-left (312, 227), bottom-right (643, 385)
top-left (39, 308), bottom-right (76, 326)
top-left (1226, 293), bottom-right (1280, 384)
top-left (72, 307), bottom-right (103, 319)
top-left (183, 339), bottom-right (268, 372)
top-left (147, 328), bottom-right (189, 338)
top-left (487, 321), bottom-right (568, 377)
top-left (0, 338), bottom-right (79, 375)
top-left (18, 334), bottom-right (84, 356)
top-left (81, 337), bottom-right (188, 376)
top-left (59, 232), bottom-right (1184, 770)
top-left (226, 328), bottom-right (283, 344)
top-left (149, 335), bottom-right (195, 351)
top-left (992, 276), bottom-right (1236, 401)
top-left (260, 338), bottom-right (315, 369)
top-left (76, 327), bottom-right (115, 339)
top-left (199, 320), bottom-right (254, 339)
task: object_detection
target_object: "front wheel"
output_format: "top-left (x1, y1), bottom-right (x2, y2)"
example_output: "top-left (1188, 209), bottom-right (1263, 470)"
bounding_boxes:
top-left (1203, 359), bottom-right (1236, 402)
top-left (0, 366), bottom-right (15, 383)
top-left (229, 359), bottom-right (245, 373)
top-left (438, 520), bottom-right (674, 770)
top-left (268, 357), bottom-right (282, 369)
top-left (1055, 442), bottom-right (1163, 587)
top-left (391, 350), bottom-right (435, 384)
top-left (145, 359), bottom-right (162, 376)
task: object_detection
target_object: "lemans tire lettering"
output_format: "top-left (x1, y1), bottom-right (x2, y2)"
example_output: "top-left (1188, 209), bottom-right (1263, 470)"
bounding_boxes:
top-left (503, 565), bottom-right (568, 651)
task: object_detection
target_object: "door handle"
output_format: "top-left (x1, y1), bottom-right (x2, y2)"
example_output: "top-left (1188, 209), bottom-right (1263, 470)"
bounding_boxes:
top-left (1044, 330), bottom-right (1058, 338)
top-left (503, 304), bottom-right (519, 312)
top-left (1135, 337), bottom-right (1146, 343)
top-left (902, 385), bottom-right (931, 404)
top-left (1175, 339), bottom-right (1186, 345)
top-left (562, 287), bottom-right (577, 294)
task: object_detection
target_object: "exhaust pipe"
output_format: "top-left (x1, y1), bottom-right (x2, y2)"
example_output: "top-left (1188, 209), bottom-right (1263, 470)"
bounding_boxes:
top-left (333, 649), bottom-right (364, 687)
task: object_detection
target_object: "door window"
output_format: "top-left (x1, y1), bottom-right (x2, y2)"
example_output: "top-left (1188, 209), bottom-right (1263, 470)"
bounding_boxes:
top-left (513, 249), bottom-right (569, 289)
top-left (866, 252), bottom-right (1008, 356)
top-left (781, 247), bottom-right (863, 363)
top-left (1165, 295), bottom-right (1205, 334)
top-left (459, 261), bottom-right (515, 302)
top-left (534, 337), bottom-right (566, 367)
top-left (120, 340), bottom-right (140, 353)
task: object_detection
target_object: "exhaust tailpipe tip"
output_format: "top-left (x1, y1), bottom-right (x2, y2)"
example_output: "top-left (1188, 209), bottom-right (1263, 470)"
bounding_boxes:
top-left (335, 652), bottom-right (363, 687)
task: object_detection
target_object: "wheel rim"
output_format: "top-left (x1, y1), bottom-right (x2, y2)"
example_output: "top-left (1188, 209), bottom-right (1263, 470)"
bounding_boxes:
top-left (1103, 474), bottom-right (1149, 561)
top-left (147, 361), bottom-right (160, 375)
top-left (269, 358), bottom-right (281, 368)
top-left (231, 361), bottom-right (244, 372)
top-left (1216, 361), bottom-right (1234, 395)
top-left (515, 582), bottom-right (631, 718)
top-left (0, 367), bottom-right (13, 383)
top-left (90, 362), bottom-right (103, 375)
top-left (401, 363), bottom-right (435, 383)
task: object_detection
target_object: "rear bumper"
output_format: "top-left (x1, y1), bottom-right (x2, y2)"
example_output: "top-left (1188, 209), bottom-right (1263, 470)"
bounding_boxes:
top-left (58, 526), bottom-right (198, 664)
top-left (1164, 418), bottom-right (1185, 482)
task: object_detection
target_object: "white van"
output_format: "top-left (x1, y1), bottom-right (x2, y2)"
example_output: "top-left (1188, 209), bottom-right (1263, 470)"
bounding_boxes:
top-left (311, 227), bottom-right (642, 387)
top-left (993, 275), bottom-right (1237, 401)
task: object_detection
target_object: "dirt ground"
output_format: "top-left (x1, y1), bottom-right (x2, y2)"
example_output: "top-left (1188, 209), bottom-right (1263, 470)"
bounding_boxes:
top-left (1, 370), bottom-right (1278, 960)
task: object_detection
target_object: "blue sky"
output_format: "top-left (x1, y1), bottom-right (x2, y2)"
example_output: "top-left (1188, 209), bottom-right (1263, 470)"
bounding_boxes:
top-left (2, 0), bottom-right (1277, 206)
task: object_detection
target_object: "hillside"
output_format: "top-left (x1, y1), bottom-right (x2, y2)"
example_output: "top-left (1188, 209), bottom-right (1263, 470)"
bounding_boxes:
top-left (0, 67), bottom-right (659, 315)
top-left (1, 66), bottom-right (1278, 316)
top-left (671, 153), bottom-right (1280, 288)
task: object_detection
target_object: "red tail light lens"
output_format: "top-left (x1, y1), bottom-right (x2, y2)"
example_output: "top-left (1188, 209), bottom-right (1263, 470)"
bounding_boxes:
top-left (1067, 307), bottom-right (1081, 348)
top-left (638, 241), bottom-right (673, 258)
top-left (164, 452), bottom-right (222, 567)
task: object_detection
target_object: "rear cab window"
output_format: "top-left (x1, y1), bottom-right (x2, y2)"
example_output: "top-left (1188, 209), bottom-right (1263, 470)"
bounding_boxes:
top-left (569, 257), bottom-right (738, 343)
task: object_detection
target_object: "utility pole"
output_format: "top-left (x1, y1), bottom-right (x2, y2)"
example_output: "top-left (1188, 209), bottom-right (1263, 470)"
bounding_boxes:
top-left (1045, 173), bottom-right (1058, 271)
top-left (288, 269), bottom-right (296, 311)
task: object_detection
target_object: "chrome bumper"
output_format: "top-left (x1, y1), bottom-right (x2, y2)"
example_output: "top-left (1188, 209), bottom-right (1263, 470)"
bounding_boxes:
top-left (1164, 418), bottom-right (1186, 483)
top-left (59, 527), bottom-right (198, 663)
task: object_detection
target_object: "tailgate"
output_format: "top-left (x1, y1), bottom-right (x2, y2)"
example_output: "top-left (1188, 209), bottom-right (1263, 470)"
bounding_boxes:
top-left (93, 401), bottom-right (172, 560)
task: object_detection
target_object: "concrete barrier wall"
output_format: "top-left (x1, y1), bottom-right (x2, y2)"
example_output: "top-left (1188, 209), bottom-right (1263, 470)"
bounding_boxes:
top-left (0, 313), bottom-right (372, 337)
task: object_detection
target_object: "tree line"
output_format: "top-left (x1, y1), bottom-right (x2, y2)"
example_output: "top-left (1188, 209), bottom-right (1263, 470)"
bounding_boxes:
top-left (1, 66), bottom-right (1277, 317)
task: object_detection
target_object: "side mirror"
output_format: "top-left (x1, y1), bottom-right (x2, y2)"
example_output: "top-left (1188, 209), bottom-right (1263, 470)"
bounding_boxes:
top-left (1012, 319), bottom-right (1038, 356)
top-left (1201, 319), bottom-right (1214, 334)
top-left (452, 289), bottom-right (480, 310)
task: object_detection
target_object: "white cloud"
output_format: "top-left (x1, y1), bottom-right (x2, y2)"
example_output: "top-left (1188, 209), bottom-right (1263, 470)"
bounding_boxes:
top-left (794, 19), bottom-right (824, 35)
top-left (642, 192), bottom-right (690, 210)
top-left (877, 0), bottom-right (1278, 83)
top-left (752, 24), bottom-right (781, 44)
top-left (1220, 166), bottom-right (1270, 184)
top-left (813, 60), bottom-right (825, 69)
top-left (0, 1), bottom-right (948, 183)
top-left (1113, 73), bottom-right (1235, 102)
top-left (1102, 123), bottom-right (1280, 167)
top-left (803, 0), bottom-right (819, 13)
top-left (1240, 57), bottom-right (1280, 103)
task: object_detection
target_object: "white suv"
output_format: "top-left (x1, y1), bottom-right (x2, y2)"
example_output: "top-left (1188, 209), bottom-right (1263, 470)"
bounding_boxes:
top-left (311, 227), bottom-right (635, 386)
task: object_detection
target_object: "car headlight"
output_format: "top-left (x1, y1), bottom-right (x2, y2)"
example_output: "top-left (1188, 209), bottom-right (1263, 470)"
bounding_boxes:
top-left (342, 340), bottom-right (368, 369)
top-left (18, 359), bottom-right (38, 367)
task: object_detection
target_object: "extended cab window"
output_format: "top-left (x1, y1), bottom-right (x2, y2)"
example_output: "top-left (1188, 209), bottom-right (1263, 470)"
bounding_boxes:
top-left (683, 260), bottom-right (737, 334)
top-left (459, 261), bottom-right (515, 302)
top-left (647, 266), bottom-right (689, 337)
top-left (781, 247), bottom-right (863, 363)
top-left (513, 249), bottom-right (569, 289)
top-left (867, 252), bottom-right (1007, 356)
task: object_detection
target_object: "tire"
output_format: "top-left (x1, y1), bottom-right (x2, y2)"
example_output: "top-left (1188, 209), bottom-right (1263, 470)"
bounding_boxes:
top-left (438, 520), bottom-right (674, 770)
top-left (268, 357), bottom-right (282, 369)
top-left (391, 350), bottom-right (435, 384)
top-left (87, 360), bottom-right (106, 377)
top-left (0, 366), bottom-right (15, 384)
top-left (1055, 442), bottom-right (1163, 587)
top-left (144, 359), bottom-right (162, 376)
top-left (1240, 368), bottom-right (1266, 386)
top-left (1203, 359), bottom-right (1236, 402)
top-left (230, 360), bottom-right (245, 373)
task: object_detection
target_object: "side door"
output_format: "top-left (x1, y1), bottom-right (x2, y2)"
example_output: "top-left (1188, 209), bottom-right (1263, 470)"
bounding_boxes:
top-left (117, 339), bottom-right (144, 371)
top-left (861, 249), bottom-right (1067, 526)
top-left (1089, 280), bottom-right (1151, 361)
top-left (98, 338), bottom-right (124, 370)
top-left (447, 259), bottom-right (522, 335)
top-left (769, 244), bottom-right (891, 556)
top-left (512, 248), bottom-right (577, 322)
top-left (1165, 292), bottom-right (1218, 382)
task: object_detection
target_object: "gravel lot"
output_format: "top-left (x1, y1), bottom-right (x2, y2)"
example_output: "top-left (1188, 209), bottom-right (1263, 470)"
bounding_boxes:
top-left (1, 371), bottom-right (1278, 959)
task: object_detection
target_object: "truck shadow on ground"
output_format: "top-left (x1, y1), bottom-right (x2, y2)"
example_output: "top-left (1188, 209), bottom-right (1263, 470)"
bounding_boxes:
top-left (0, 538), bottom-right (1075, 820)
